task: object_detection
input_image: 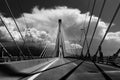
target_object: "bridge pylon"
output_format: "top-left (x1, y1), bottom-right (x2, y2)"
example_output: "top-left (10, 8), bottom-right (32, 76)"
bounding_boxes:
top-left (53, 19), bottom-right (65, 58)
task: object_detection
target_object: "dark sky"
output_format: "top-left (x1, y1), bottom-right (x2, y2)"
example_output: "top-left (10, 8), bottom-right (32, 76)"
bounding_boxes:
top-left (0, 0), bottom-right (120, 32)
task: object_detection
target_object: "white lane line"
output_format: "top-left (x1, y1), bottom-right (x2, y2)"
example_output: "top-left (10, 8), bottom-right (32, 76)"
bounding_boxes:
top-left (22, 58), bottom-right (56, 73)
top-left (85, 61), bottom-right (119, 69)
top-left (105, 70), bottom-right (120, 73)
top-left (72, 63), bottom-right (77, 66)
top-left (28, 58), bottom-right (59, 80)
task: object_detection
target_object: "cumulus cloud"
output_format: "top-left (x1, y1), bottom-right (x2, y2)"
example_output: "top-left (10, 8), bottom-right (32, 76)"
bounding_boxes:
top-left (0, 6), bottom-right (108, 41)
top-left (106, 32), bottom-right (120, 42)
top-left (71, 43), bottom-right (82, 49)
top-left (0, 6), bottom-right (120, 55)
top-left (65, 41), bottom-right (82, 49)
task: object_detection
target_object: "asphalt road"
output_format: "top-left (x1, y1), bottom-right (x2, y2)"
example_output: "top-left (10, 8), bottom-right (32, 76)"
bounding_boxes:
top-left (1, 58), bottom-right (120, 80)
top-left (24, 58), bottom-right (120, 80)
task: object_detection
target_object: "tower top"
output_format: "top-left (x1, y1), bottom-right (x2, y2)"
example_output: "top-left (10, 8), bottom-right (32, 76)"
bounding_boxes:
top-left (58, 19), bottom-right (62, 23)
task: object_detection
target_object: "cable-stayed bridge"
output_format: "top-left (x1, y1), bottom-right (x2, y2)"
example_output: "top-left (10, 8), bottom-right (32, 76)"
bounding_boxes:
top-left (1, 0), bottom-right (120, 80)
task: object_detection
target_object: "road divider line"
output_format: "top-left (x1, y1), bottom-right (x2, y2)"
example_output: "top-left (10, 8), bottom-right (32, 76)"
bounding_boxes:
top-left (22, 58), bottom-right (57, 73)
top-left (28, 58), bottom-right (59, 80)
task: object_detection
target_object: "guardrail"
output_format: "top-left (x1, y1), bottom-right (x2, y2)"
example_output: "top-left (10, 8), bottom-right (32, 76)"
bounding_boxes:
top-left (0, 56), bottom-right (52, 63)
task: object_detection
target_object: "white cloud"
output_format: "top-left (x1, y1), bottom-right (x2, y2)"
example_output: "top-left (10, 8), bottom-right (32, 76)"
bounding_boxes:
top-left (0, 6), bottom-right (109, 41)
top-left (64, 41), bottom-right (82, 49)
top-left (71, 43), bottom-right (82, 49)
top-left (106, 31), bottom-right (120, 42)
top-left (0, 6), bottom-right (119, 55)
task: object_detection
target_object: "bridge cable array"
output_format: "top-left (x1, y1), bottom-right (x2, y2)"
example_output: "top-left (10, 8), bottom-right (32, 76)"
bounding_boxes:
top-left (80, 0), bottom-right (120, 62)
top-left (86, 0), bottom-right (107, 59)
top-left (16, 0), bottom-right (33, 58)
top-left (41, 45), bottom-right (49, 58)
top-left (0, 42), bottom-right (12, 58)
top-left (0, 17), bottom-right (25, 58)
top-left (5, 0), bottom-right (32, 57)
top-left (39, 44), bottom-right (48, 58)
top-left (4, 0), bottom-right (34, 58)
top-left (93, 3), bottom-right (120, 61)
top-left (81, 0), bottom-right (96, 57)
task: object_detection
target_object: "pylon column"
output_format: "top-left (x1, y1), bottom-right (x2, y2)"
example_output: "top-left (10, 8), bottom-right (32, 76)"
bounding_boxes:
top-left (53, 19), bottom-right (65, 58)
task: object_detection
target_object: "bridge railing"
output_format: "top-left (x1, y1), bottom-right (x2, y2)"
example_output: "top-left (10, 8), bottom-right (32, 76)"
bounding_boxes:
top-left (93, 56), bottom-right (120, 66)
top-left (0, 56), bottom-right (53, 63)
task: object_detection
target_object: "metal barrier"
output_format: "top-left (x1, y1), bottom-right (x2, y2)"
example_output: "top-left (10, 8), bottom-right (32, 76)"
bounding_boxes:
top-left (0, 56), bottom-right (41, 63)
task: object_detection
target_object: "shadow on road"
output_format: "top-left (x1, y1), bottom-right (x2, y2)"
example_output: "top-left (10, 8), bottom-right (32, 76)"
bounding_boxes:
top-left (19, 58), bottom-right (80, 80)
top-left (59, 60), bottom-right (84, 80)
top-left (0, 64), bottom-right (31, 77)
top-left (93, 62), bottom-right (112, 80)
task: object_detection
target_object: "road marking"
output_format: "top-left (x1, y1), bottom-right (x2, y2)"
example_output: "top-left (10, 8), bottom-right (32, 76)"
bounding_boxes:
top-left (105, 70), bottom-right (120, 73)
top-left (85, 61), bottom-right (119, 69)
top-left (72, 62), bottom-right (77, 66)
top-left (27, 58), bottom-right (59, 80)
top-left (22, 58), bottom-right (56, 73)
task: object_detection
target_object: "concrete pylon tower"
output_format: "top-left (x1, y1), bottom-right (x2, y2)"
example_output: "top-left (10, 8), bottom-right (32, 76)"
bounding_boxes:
top-left (53, 19), bottom-right (65, 58)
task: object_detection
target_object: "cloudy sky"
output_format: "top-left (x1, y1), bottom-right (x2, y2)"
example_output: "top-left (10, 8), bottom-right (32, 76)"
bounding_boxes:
top-left (0, 0), bottom-right (120, 56)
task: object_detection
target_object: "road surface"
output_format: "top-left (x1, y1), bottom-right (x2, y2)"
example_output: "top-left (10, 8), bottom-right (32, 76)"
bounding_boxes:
top-left (1, 58), bottom-right (120, 80)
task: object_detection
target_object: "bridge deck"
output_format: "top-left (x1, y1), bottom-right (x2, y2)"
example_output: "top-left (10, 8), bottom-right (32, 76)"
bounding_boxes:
top-left (1, 58), bottom-right (120, 80)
